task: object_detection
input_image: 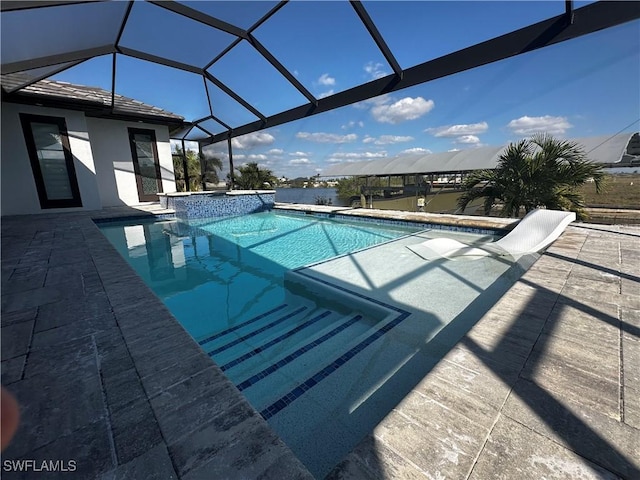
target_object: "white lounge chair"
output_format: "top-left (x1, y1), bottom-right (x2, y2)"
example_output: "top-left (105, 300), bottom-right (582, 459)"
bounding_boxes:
top-left (407, 208), bottom-right (576, 260)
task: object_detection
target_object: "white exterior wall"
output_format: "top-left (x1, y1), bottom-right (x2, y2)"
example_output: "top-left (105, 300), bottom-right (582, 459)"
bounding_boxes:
top-left (1, 101), bottom-right (177, 216)
top-left (1, 103), bottom-right (101, 216)
top-left (85, 118), bottom-right (176, 207)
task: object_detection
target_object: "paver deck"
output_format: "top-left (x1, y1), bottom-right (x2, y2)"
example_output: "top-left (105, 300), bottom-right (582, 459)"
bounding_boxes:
top-left (1, 206), bottom-right (638, 479)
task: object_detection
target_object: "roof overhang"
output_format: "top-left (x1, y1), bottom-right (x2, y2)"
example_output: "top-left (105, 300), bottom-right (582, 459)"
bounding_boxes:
top-left (1, 85), bottom-right (186, 126)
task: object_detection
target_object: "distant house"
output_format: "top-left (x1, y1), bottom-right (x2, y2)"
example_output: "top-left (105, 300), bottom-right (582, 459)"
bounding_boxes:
top-left (1, 79), bottom-right (185, 216)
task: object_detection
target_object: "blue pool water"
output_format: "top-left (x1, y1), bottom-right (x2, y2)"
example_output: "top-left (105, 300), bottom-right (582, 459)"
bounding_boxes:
top-left (100, 212), bottom-right (421, 340)
top-left (99, 211), bottom-right (528, 477)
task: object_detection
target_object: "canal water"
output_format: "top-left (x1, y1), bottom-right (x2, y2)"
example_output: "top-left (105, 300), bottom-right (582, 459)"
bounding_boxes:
top-left (275, 188), bottom-right (350, 206)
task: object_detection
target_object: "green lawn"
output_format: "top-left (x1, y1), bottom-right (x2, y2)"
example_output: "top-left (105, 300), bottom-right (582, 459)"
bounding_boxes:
top-left (580, 174), bottom-right (640, 208)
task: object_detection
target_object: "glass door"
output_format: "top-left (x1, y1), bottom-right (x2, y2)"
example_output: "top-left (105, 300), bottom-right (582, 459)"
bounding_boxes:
top-left (20, 114), bottom-right (82, 209)
top-left (128, 128), bottom-right (163, 202)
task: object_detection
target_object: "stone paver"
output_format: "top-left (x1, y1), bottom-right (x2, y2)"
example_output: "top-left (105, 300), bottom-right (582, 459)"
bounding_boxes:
top-left (469, 415), bottom-right (621, 480)
top-left (1, 320), bottom-right (33, 361)
top-left (1, 212), bottom-right (312, 480)
top-left (318, 220), bottom-right (639, 479)
top-left (1, 208), bottom-right (638, 479)
top-left (502, 379), bottom-right (640, 479)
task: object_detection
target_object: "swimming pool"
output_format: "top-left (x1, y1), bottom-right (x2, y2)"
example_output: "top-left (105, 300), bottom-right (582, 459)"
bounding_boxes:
top-left (100, 212), bottom-right (422, 338)
top-left (99, 211), bottom-right (532, 477)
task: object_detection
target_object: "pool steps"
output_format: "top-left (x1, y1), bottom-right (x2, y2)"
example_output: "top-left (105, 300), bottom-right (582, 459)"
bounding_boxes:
top-left (198, 299), bottom-right (403, 419)
top-left (205, 305), bottom-right (309, 357)
top-left (218, 309), bottom-right (337, 374)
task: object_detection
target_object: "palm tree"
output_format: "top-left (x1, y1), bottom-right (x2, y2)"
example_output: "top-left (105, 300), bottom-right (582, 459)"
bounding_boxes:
top-left (173, 147), bottom-right (223, 191)
top-left (457, 133), bottom-right (606, 220)
top-left (202, 154), bottom-right (223, 188)
top-left (234, 162), bottom-right (277, 189)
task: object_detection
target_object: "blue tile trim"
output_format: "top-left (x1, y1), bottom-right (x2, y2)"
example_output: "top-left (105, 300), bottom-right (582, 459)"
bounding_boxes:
top-left (198, 304), bottom-right (289, 347)
top-left (207, 306), bottom-right (308, 356)
top-left (257, 270), bottom-right (413, 420)
top-left (260, 310), bottom-right (411, 420)
top-left (221, 310), bottom-right (333, 372)
top-left (236, 313), bottom-right (363, 392)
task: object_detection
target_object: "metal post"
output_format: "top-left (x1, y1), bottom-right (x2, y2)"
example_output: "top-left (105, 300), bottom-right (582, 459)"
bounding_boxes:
top-left (198, 143), bottom-right (206, 191)
top-left (565, 0), bottom-right (574, 25)
top-left (181, 139), bottom-right (189, 192)
top-left (227, 135), bottom-right (235, 190)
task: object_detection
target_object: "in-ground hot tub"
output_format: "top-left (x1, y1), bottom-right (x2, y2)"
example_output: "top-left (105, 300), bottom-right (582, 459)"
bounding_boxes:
top-left (158, 190), bottom-right (275, 219)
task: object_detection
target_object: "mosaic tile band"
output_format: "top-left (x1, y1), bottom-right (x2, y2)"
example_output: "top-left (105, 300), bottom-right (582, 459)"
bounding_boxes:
top-left (162, 192), bottom-right (276, 220)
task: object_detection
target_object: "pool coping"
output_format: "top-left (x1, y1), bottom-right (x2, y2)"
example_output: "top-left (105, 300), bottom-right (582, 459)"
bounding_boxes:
top-left (274, 203), bottom-right (518, 232)
top-left (1, 206), bottom-right (638, 479)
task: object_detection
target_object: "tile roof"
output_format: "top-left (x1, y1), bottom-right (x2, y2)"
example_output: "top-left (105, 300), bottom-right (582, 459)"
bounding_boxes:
top-left (2, 77), bottom-right (184, 123)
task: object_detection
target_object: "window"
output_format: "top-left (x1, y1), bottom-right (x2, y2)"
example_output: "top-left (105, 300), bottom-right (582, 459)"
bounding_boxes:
top-left (20, 114), bottom-right (82, 209)
top-left (128, 128), bottom-right (163, 202)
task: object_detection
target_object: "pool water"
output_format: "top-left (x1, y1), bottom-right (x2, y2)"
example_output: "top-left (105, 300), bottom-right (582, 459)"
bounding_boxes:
top-left (100, 212), bottom-right (421, 340)
top-left (100, 211), bottom-right (530, 478)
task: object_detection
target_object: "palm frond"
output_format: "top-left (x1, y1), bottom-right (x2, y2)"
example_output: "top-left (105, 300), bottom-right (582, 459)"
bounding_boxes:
top-left (456, 133), bottom-right (605, 219)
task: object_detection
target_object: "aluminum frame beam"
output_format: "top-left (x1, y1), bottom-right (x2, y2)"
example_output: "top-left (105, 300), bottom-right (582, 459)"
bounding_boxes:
top-left (247, 33), bottom-right (317, 105)
top-left (350, 1), bottom-right (402, 78)
top-left (2, 45), bottom-right (116, 74)
top-left (202, 1), bottom-right (640, 146)
top-left (148, 0), bottom-right (247, 39)
top-left (117, 46), bottom-right (202, 75)
top-left (2, 59), bottom-right (87, 93)
top-left (0, 1), bottom-right (101, 12)
top-left (203, 71), bottom-right (266, 122)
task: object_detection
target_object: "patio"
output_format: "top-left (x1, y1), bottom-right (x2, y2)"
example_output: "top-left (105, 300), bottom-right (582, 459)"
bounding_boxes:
top-left (1, 206), bottom-right (638, 479)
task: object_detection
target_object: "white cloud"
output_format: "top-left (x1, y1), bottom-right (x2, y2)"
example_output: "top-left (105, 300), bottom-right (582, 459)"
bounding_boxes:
top-left (507, 115), bottom-right (573, 136)
top-left (363, 135), bottom-right (414, 145)
top-left (289, 151), bottom-right (310, 157)
top-left (364, 61), bottom-right (387, 80)
top-left (296, 132), bottom-right (358, 143)
top-left (371, 96), bottom-right (435, 124)
top-left (289, 158), bottom-right (312, 165)
top-left (267, 148), bottom-right (284, 155)
top-left (233, 153), bottom-right (269, 162)
top-left (448, 148), bottom-right (460, 152)
top-left (318, 89), bottom-right (335, 99)
top-left (233, 153), bottom-right (268, 163)
top-left (427, 122), bottom-right (489, 137)
top-left (231, 132), bottom-right (275, 149)
top-left (455, 135), bottom-right (481, 144)
top-left (317, 73), bottom-right (336, 86)
top-left (203, 147), bottom-right (228, 161)
top-left (341, 120), bottom-right (365, 130)
top-left (326, 151), bottom-right (388, 163)
top-left (401, 147), bottom-right (432, 155)
top-left (353, 94), bottom-right (392, 110)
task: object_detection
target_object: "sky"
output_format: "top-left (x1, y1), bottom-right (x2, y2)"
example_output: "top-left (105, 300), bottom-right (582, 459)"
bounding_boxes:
top-left (40, 0), bottom-right (640, 179)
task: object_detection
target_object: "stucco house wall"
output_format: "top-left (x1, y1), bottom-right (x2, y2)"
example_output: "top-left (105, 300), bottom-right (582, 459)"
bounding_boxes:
top-left (1, 102), bottom-right (176, 216)
top-left (1, 102), bottom-right (102, 216)
top-left (85, 117), bottom-right (175, 208)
